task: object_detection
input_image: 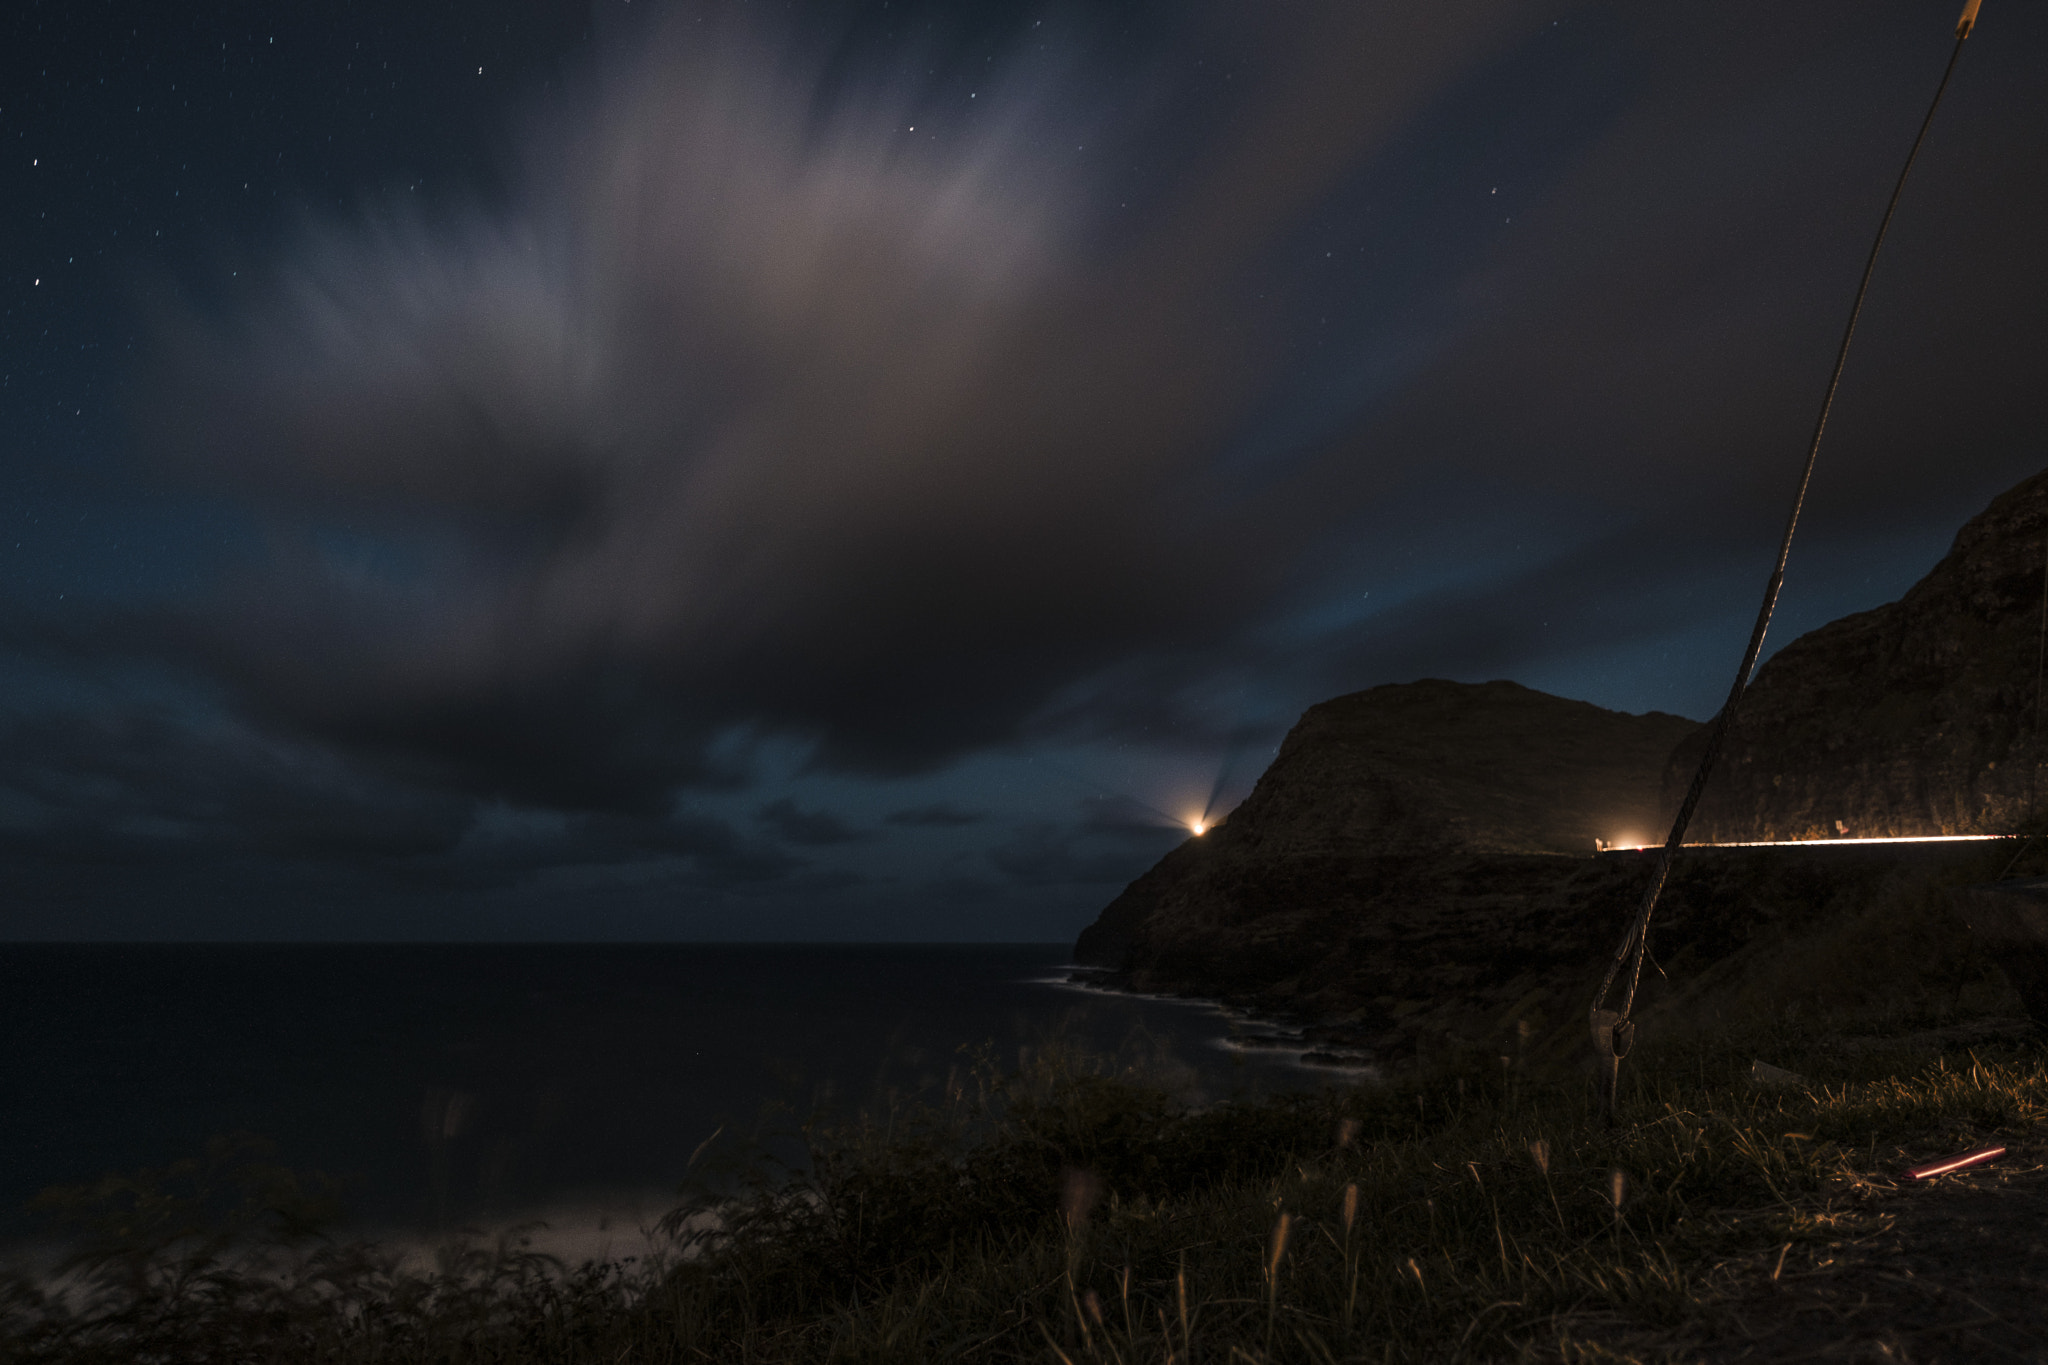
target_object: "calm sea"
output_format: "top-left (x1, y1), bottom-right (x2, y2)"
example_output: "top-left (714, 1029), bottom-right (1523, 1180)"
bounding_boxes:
top-left (0, 944), bottom-right (1338, 1250)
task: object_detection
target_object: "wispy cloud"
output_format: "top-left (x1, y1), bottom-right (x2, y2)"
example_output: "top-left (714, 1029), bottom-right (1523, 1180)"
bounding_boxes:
top-left (149, 2), bottom-right (1543, 812)
top-left (885, 801), bottom-right (986, 828)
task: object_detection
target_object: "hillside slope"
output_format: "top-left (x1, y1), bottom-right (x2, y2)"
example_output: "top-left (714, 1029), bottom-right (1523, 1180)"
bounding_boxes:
top-left (1677, 467), bottom-right (2048, 841)
top-left (1072, 469), bottom-right (2048, 1062)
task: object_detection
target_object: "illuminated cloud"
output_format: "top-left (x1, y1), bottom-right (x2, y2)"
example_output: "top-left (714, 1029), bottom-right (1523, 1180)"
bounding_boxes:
top-left (154, 2), bottom-right (1538, 811)
top-left (139, 0), bottom-right (2047, 834)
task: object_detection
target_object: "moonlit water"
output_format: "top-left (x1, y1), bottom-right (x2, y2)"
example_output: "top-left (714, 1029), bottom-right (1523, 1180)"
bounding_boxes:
top-left (0, 944), bottom-right (1343, 1253)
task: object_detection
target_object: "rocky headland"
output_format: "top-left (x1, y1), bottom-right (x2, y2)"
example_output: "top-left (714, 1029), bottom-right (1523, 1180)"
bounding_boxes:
top-left (1073, 468), bottom-right (2048, 1065)
top-left (1677, 467), bottom-right (2048, 842)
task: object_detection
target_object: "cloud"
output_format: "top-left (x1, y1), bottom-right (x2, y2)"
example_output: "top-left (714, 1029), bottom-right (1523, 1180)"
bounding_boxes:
top-left (884, 801), bottom-right (986, 827)
top-left (1030, 0), bottom-right (2048, 725)
top-left (132, 0), bottom-right (2048, 837)
top-left (148, 1), bottom-right (1548, 814)
top-left (0, 706), bottom-right (471, 863)
top-left (1307, 2), bottom-right (2048, 541)
top-left (755, 797), bottom-right (866, 847)
top-left (986, 813), bottom-right (1182, 888)
top-left (0, 692), bottom-right (805, 898)
top-left (451, 802), bottom-right (803, 886)
top-left (1073, 792), bottom-right (1185, 837)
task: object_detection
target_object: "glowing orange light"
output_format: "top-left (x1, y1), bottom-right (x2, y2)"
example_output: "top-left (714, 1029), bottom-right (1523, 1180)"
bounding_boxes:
top-left (1190, 821), bottom-right (1206, 836)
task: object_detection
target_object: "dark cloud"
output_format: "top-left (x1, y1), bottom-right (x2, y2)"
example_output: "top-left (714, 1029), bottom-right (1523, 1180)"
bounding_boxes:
top-left (0, 696), bottom-right (802, 894)
top-left (1293, 514), bottom-right (1772, 699)
top-left (0, 706), bottom-right (470, 864)
top-left (1073, 793), bottom-right (1185, 838)
top-left (986, 816), bottom-right (1181, 888)
top-left (915, 874), bottom-right (1005, 905)
top-left (884, 801), bottom-right (986, 828)
top-left (8, 0), bottom-right (2044, 942)
top-left (450, 805), bottom-right (803, 887)
top-left (148, 1), bottom-right (1552, 813)
top-left (1306, 1), bottom-right (2048, 560)
top-left (755, 797), bottom-right (867, 847)
top-left (1048, 0), bottom-right (2048, 726)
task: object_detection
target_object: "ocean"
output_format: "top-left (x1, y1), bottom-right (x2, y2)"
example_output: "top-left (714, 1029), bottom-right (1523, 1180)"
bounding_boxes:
top-left (0, 943), bottom-right (1343, 1255)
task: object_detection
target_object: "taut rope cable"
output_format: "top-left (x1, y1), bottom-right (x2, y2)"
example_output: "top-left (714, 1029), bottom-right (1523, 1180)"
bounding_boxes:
top-left (2035, 535), bottom-right (2046, 816)
top-left (1999, 531), bottom-right (2047, 878)
top-left (1589, 6), bottom-right (1982, 1118)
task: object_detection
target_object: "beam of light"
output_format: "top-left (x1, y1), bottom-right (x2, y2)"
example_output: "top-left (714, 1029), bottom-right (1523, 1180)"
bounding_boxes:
top-left (1196, 704), bottom-right (1263, 834)
top-left (1028, 754), bottom-right (1194, 832)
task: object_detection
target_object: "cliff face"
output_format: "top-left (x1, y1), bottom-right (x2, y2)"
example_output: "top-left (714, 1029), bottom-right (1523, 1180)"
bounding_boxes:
top-left (1069, 472), bottom-right (2048, 1060)
top-left (1072, 470), bottom-right (2048, 1061)
top-left (1075, 680), bottom-right (1695, 969)
top-left (1676, 466), bottom-right (2048, 842)
top-left (1221, 679), bottom-right (1698, 859)
top-left (1079, 834), bottom-right (1989, 1066)
top-left (1072, 682), bottom-right (1706, 1057)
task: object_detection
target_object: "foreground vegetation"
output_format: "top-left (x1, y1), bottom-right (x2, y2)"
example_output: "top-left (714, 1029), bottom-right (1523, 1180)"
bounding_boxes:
top-left (3, 993), bottom-right (2042, 1363)
top-left (9, 846), bottom-right (2046, 1360)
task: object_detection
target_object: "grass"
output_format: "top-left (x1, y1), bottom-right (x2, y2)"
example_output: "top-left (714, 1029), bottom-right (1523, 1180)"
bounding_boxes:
top-left (7, 849), bottom-right (2044, 1361)
top-left (2, 1003), bottom-right (2042, 1363)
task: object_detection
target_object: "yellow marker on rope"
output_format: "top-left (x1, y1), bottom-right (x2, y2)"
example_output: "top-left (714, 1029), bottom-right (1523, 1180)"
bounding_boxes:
top-left (1956, 0), bottom-right (1981, 40)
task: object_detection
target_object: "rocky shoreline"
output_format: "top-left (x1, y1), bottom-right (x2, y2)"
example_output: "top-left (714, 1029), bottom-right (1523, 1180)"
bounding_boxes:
top-left (1059, 965), bottom-right (1381, 1071)
top-left (1075, 838), bottom-right (2020, 1071)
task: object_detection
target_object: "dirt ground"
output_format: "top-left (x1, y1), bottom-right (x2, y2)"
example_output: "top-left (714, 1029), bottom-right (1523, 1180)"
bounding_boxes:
top-left (1568, 1129), bottom-right (2048, 1363)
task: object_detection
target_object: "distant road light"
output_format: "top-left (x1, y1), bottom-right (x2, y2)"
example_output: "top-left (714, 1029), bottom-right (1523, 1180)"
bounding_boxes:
top-left (1695, 834), bottom-right (2013, 848)
top-left (1598, 833), bottom-right (2015, 853)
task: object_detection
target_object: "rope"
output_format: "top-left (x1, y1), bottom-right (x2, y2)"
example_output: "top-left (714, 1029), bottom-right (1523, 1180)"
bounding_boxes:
top-left (1589, 12), bottom-right (1980, 1103)
top-left (2034, 533), bottom-right (2046, 817)
top-left (1997, 532), bottom-right (2048, 879)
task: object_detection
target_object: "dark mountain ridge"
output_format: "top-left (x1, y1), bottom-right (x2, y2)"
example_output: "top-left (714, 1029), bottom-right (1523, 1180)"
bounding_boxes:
top-left (1676, 467), bottom-right (2048, 842)
top-left (1072, 466), bottom-right (2048, 1063)
top-left (1074, 680), bottom-right (1696, 971)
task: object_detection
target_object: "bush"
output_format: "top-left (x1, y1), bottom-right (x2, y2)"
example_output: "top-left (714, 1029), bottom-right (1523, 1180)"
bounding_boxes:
top-left (6, 1020), bottom-right (2041, 1362)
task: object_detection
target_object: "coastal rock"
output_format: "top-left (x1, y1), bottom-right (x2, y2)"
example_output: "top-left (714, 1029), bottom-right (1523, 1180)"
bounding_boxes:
top-left (1074, 680), bottom-right (1695, 972)
top-left (1675, 466), bottom-right (2048, 841)
top-left (1072, 470), bottom-right (2048, 1061)
top-left (1071, 682), bottom-right (1732, 1061)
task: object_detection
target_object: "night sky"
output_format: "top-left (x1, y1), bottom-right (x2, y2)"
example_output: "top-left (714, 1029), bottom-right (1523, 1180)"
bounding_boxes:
top-left (3, 0), bottom-right (2043, 941)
